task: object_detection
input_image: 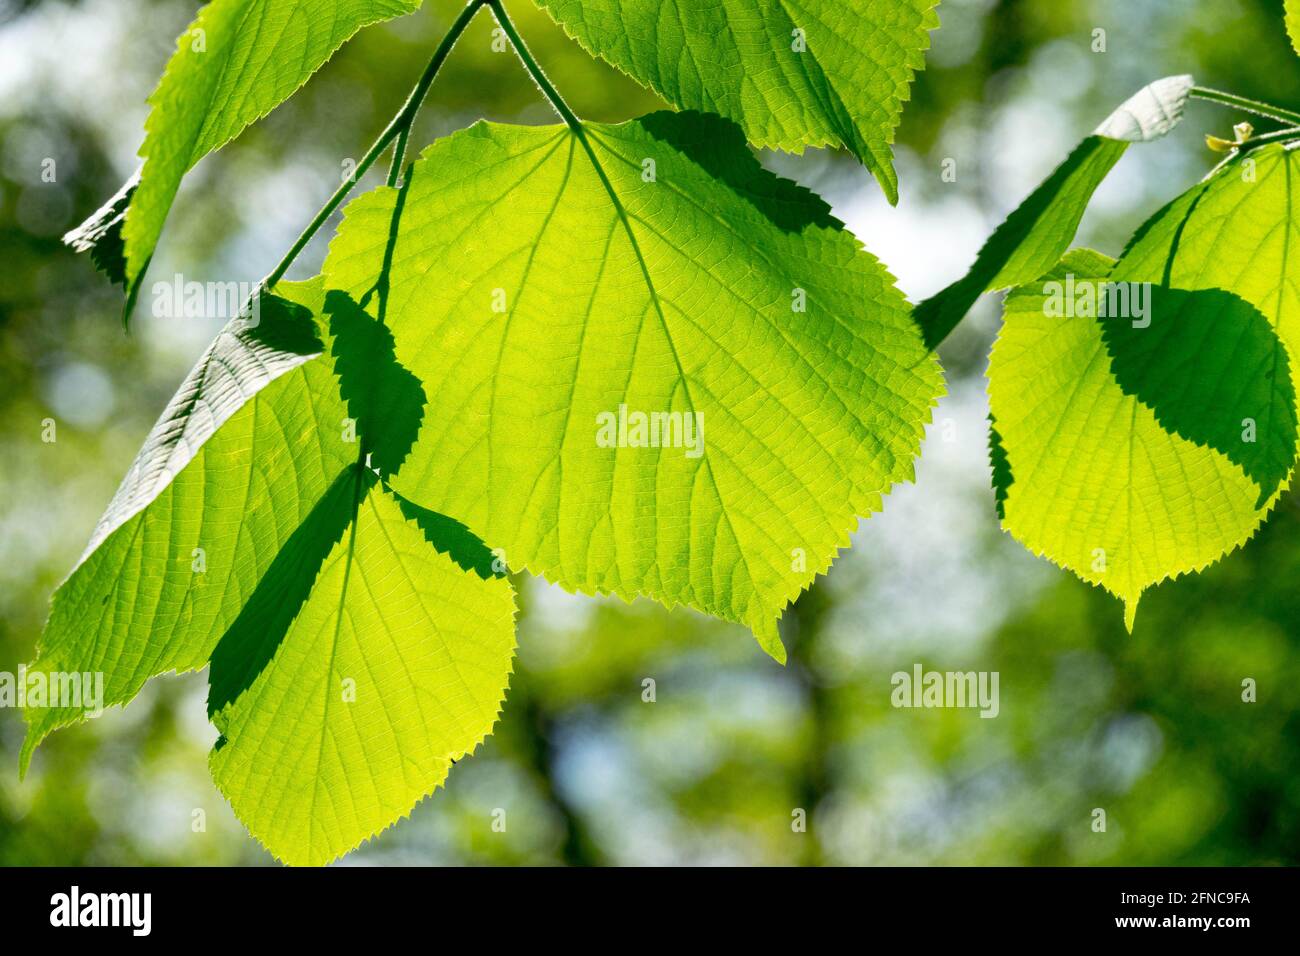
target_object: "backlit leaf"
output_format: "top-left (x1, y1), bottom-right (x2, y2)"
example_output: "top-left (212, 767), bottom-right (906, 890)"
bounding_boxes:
top-left (989, 250), bottom-right (1292, 629)
top-left (323, 110), bottom-right (943, 661)
top-left (21, 283), bottom-right (349, 772)
top-left (208, 469), bottom-right (515, 866)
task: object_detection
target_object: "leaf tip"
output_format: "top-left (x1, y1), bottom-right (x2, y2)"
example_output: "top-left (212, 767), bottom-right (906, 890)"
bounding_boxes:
top-left (754, 624), bottom-right (788, 665)
top-left (877, 165), bottom-right (900, 207)
top-left (1123, 598), bottom-right (1139, 633)
top-left (17, 728), bottom-right (39, 780)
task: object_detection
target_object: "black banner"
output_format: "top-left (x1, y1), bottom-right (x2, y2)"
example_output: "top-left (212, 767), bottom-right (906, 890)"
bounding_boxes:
top-left (0, 866), bottom-right (1289, 941)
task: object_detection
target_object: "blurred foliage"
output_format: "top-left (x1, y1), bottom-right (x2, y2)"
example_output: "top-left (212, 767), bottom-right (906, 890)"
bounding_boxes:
top-left (1, 0), bottom-right (1298, 865)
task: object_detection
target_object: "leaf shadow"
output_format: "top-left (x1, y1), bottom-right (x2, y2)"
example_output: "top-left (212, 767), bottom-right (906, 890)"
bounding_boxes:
top-left (988, 414), bottom-right (1012, 520)
top-left (1103, 286), bottom-right (1297, 507)
top-left (328, 162), bottom-right (427, 480)
top-left (1108, 178), bottom-right (1297, 506)
top-left (388, 485), bottom-right (506, 581)
top-left (327, 288), bottom-right (426, 479)
top-left (634, 110), bottom-right (838, 234)
top-left (207, 161), bottom-right (496, 724)
top-left (208, 463), bottom-right (371, 722)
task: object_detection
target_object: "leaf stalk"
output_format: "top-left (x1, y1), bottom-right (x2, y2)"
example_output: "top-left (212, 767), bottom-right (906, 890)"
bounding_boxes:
top-left (264, 0), bottom-right (487, 288)
top-left (487, 0), bottom-right (584, 134)
top-left (1190, 86), bottom-right (1300, 128)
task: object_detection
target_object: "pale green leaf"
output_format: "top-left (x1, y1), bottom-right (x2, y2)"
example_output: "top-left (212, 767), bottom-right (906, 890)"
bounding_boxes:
top-left (117, 0), bottom-right (421, 293)
top-left (323, 111), bottom-right (943, 661)
top-left (1288, 0), bottom-right (1300, 57)
top-left (208, 472), bottom-right (516, 866)
top-left (915, 75), bottom-right (1195, 348)
top-left (21, 282), bottom-right (352, 772)
top-left (534, 0), bottom-right (941, 203)
top-left (989, 250), bottom-right (1291, 629)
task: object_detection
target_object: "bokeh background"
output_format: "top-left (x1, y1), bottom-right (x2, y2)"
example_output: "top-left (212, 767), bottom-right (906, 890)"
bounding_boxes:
top-left (2, 0), bottom-right (1299, 865)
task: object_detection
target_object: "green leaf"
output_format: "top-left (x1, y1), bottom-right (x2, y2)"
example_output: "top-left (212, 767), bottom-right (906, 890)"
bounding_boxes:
top-left (208, 470), bottom-right (516, 866)
top-left (323, 110), bottom-right (943, 661)
top-left (1288, 0), bottom-right (1300, 57)
top-left (20, 282), bottom-right (351, 772)
top-left (112, 0), bottom-right (421, 296)
top-left (915, 75), bottom-right (1195, 348)
top-left (989, 250), bottom-right (1291, 630)
top-left (534, 0), bottom-right (941, 203)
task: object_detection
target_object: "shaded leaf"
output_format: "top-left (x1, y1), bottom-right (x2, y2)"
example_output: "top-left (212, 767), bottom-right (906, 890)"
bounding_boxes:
top-left (21, 281), bottom-right (351, 771)
top-left (24, 275), bottom-right (519, 866)
top-left (208, 472), bottom-right (516, 866)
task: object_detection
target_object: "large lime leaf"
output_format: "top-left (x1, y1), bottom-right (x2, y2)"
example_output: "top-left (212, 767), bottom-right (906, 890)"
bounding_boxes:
top-left (534, 0), bottom-right (941, 203)
top-left (208, 471), bottom-right (516, 866)
top-left (323, 111), bottom-right (943, 661)
top-left (20, 282), bottom-right (351, 771)
top-left (989, 250), bottom-right (1290, 629)
top-left (107, 0), bottom-right (421, 296)
top-left (915, 75), bottom-right (1195, 348)
top-left (1288, 0), bottom-right (1300, 57)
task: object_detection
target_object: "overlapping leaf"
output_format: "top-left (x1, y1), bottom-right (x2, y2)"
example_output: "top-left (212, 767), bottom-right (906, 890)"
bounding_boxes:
top-left (534, 0), bottom-right (941, 203)
top-left (323, 110), bottom-right (943, 661)
top-left (62, 169), bottom-right (139, 289)
top-left (22, 278), bottom-right (517, 865)
top-left (916, 75), bottom-right (1195, 348)
top-left (81, 0), bottom-right (422, 303)
top-left (21, 283), bottom-right (349, 771)
top-left (208, 471), bottom-right (515, 866)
